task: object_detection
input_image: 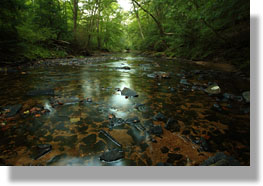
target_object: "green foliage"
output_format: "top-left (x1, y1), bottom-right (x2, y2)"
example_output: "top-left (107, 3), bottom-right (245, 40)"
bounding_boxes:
top-left (0, 0), bottom-right (250, 70)
top-left (128, 0), bottom-right (250, 68)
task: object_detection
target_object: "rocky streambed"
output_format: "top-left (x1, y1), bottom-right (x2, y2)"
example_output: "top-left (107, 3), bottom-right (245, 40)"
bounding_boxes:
top-left (0, 54), bottom-right (250, 166)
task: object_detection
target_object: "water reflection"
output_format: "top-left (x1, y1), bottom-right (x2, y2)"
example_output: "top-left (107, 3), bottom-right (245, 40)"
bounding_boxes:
top-left (0, 54), bottom-right (250, 166)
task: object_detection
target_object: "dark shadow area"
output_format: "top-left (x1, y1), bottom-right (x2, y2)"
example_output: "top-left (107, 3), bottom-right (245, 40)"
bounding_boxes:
top-left (8, 16), bottom-right (258, 182)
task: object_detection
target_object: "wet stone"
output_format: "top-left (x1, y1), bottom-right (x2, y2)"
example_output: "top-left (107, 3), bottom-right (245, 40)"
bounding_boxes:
top-left (55, 123), bottom-right (69, 131)
top-left (55, 135), bottom-right (78, 148)
top-left (161, 146), bottom-right (169, 154)
top-left (126, 117), bottom-right (140, 124)
top-left (44, 135), bottom-right (53, 142)
top-left (212, 103), bottom-right (222, 112)
top-left (47, 153), bottom-right (67, 166)
top-left (165, 118), bottom-right (180, 132)
top-left (167, 153), bottom-right (183, 164)
top-left (121, 87), bottom-right (138, 97)
top-left (194, 137), bottom-right (210, 152)
top-left (127, 127), bottom-right (146, 144)
top-left (153, 112), bottom-right (166, 121)
top-left (176, 159), bottom-right (187, 166)
top-left (143, 120), bottom-right (154, 130)
top-left (109, 117), bottom-right (125, 129)
top-left (180, 79), bottom-right (190, 86)
top-left (2, 104), bottom-right (22, 117)
top-left (205, 84), bottom-right (221, 95)
top-left (150, 125), bottom-right (163, 136)
top-left (100, 149), bottom-right (124, 162)
top-left (32, 144), bottom-right (52, 160)
top-left (86, 98), bottom-right (92, 103)
top-left (99, 130), bottom-right (122, 149)
top-left (82, 134), bottom-right (97, 146)
top-left (223, 93), bottom-right (235, 100)
top-left (140, 143), bottom-right (149, 152)
top-left (173, 147), bottom-right (180, 152)
top-left (93, 140), bottom-right (106, 152)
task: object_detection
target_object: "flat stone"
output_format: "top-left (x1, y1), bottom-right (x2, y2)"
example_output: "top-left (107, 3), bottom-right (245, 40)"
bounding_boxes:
top-left (93, 140), bottom-right (106, 152)
top-left (82, 134), bottom-right (97, 146)
top-left (167, 153), bottom-right (183, 164)
top-left (3, 104), bottom-right (22, 117)
top-left (150, 125), bottom-right (163, 136)
top-left (100, 149), bottom-right (124, 162)
top-left (165, 118), bottom-right (180, 132)
top-left (32, 144), bottom-right (52, 160)
top-left (121, 87), bottom-right (138, 97)
top-left (153, 112), bottom-right (166, 121)
top-left (161, 146), bottom-right (169, 153)
top-left (205, 85), bottom-right (221, 95)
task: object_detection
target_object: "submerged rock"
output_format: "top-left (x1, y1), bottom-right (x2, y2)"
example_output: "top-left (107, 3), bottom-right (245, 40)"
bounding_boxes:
top-left (99, 130), bottom-right (122, 149)
top-left (2, 104), bottom-right (22, 117)
top-left (193, 137), bottom-right (210, 152)
top-left (200, 152), bottom-right (240, 166)
top-left (126, 117), bottom-right (140, 124)
top-left (161, 146), bottom-right (169, 154)
top-left (180, 79), bottom-right (190, 86)
top-left (165, 118), bottom-right (180, 132)
top-left (109, 115), bottom-right (126, 129)
top-left (150, 125), bottom-right (163, 136)
top-left (82, 134), bottom-right (97, 146)
top-left (32, 144), bottom-right (52, 160)
top-left (167, 153), bottom-right (183, 164)
top-left (100, 149), bottom-right (124, 162)
top-left (27, 89), bottom-right (55, 96)
top-left (153, 112), bottom-right (166, 121)
top-left (121, 87), bottom-right (138, 97)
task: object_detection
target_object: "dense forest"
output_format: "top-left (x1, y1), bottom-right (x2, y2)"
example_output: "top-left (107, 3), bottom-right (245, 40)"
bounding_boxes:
top-left (0, 0), bottom-right (251, 166)
top-left (0, 0), bottom-right (250, 70)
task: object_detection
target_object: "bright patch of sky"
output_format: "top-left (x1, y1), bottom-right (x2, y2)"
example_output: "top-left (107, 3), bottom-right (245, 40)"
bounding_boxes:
top-left (118, 0), bottom-right (132, 11)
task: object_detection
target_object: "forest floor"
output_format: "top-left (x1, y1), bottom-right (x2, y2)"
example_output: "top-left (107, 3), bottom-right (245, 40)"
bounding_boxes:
top-left (0, 53), bottom-right (250, 166)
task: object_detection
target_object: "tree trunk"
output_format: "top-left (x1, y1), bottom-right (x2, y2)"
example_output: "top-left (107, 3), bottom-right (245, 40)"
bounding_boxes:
top-left (132, 0), bottom-right (168, 49)
top-left (72, 0), bottom-right (78, 41)
top-left (96, 0), bottom-right (101, 49)
top-left (132, 1), bottom-right (145, 39)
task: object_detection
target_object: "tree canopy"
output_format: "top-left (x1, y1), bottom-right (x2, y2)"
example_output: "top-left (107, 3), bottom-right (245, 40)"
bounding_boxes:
top-left (0, 0), bottom-right (250, 69)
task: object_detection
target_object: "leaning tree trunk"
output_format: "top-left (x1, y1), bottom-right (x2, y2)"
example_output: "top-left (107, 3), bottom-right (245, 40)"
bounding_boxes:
top-left (132, 1), bottom-right (145, 40)
top-left (132, 0), bottom-right (168, 49)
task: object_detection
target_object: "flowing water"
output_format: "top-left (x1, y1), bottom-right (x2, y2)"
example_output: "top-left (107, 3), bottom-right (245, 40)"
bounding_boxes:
top-left (0, 54), bottom-right (250, 166)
